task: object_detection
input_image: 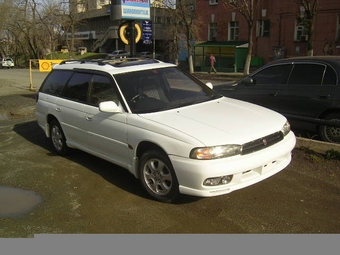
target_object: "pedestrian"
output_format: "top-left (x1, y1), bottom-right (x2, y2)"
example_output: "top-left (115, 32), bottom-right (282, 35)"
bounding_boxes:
top-left (209, 53), bottom-right (217, 74)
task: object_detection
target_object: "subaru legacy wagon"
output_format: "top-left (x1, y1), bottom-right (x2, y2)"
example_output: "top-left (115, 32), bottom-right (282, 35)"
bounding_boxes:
top-left (36, 58), bottom-right (296, 202)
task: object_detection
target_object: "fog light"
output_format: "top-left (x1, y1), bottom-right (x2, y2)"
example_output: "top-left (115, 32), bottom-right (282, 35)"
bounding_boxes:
top-left (203, 175), bottom-right (233, 186)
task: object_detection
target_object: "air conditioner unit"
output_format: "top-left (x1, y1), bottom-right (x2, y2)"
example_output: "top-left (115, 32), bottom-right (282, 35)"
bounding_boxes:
top-left (300, 35), bottom-right (308, 41)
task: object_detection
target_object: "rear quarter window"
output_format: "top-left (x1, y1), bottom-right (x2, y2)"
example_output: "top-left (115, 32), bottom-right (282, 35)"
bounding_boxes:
top-left (323, 66), bottom-right (337, 85)
top-left (40, 70), bottom-right (73, 95)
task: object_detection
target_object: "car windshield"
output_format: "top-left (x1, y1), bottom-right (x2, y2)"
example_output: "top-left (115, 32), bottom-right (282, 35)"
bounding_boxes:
top-left (115, 67), bottom-right (221, 113)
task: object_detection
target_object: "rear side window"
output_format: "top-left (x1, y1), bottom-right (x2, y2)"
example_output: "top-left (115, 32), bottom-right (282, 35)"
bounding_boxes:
top-left (40, 70), bottom-right (73, 95)
top-left (288, 64), bottom-right (326, 86)
top-left (252, 64), bottom-right (292, 85)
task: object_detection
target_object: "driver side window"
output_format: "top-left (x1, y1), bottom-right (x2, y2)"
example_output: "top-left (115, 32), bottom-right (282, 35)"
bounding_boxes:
top-left (88, 75), bottom-right (119, 106)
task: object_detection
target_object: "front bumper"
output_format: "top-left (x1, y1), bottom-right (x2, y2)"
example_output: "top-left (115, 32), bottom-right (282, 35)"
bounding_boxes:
top-left (170, 131), bottom-right (296, 197)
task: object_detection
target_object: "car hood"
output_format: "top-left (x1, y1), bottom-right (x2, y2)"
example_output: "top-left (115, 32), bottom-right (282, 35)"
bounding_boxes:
top-left (140, 97), bottom-right (286, 146)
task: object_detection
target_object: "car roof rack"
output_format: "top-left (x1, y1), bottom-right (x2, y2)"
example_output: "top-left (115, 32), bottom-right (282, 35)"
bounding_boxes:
top-left (58, 58), bottom-right (160, 67)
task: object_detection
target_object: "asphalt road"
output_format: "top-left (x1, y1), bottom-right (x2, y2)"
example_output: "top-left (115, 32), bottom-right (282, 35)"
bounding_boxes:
top-left (1, 68), bottom-right (340, 238)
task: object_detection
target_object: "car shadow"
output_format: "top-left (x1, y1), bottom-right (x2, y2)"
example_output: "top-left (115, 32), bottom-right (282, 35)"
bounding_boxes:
top-left (13, 120), bottom-right (200, 204)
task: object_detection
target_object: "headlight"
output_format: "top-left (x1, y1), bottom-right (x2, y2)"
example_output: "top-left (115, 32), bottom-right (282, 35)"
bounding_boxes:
top-left (281, 121), bottom-right (291, 136)
top-left (190, 144), bottom-right (242, 160)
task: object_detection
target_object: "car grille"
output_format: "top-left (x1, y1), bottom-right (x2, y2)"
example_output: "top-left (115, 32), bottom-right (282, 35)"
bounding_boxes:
top-left (241, 131), bottom-right (284, 155)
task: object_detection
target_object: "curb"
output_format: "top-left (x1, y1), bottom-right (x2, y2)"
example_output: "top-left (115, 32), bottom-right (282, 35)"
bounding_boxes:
top-left (295, 137), bottom-right (340, 153)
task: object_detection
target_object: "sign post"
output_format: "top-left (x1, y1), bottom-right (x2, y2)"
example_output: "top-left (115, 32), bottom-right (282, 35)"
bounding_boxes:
top-left (111, 1), bottom-right (151, 57)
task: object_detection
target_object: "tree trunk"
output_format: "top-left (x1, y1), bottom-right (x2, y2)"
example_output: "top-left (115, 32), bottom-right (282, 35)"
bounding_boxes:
top-left (244, 23), bottom-right (254, 75)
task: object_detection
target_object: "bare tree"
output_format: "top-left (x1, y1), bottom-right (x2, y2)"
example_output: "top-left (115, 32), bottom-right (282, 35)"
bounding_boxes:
top-left (35, 0), bottom-right (65, 58)
top-left (222, 0), bottom-right (262, 75)
top-left (162, 0), bottom-right (201, 73)
top-left (0, 0), bottom-right (62, 62)
top-left (0, 1), bottom-right (12, 57)
top-left (294, 0), bottom-right (319, 56)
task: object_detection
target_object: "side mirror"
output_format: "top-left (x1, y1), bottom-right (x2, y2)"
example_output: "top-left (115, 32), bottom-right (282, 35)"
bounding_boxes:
top-left (242, 77), bottom-right (254, 85)
top-left (205, 82), bottom-right (213, 89)
top-left (99, 101), bottom-right (121, 113)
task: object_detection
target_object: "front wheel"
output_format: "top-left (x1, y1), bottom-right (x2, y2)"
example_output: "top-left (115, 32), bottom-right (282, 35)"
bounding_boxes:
top-left (139, 150), bottom-right (180, 203)
top-left (49, 119), bottom-right (70, 155)
top-left (319, 113), bottom-right (340, 143)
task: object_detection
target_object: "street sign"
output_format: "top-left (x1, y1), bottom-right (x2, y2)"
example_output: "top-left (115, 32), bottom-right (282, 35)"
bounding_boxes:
top-left (111, 0), bottom-right (151, 20)
top-left (142, 20), bottom-right (153, 44)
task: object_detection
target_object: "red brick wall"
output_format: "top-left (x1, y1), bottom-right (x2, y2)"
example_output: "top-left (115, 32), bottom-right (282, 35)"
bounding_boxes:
top-left (195, 0), bottom-right (340, 65)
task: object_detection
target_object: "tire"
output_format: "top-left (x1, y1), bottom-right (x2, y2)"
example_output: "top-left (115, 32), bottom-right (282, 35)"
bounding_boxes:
top-left (49, 119), bottom-right (70, 155)
top-left (319, 113), bottom-right (340, 143)
top-left (139, 150), bottom-right (180, 203)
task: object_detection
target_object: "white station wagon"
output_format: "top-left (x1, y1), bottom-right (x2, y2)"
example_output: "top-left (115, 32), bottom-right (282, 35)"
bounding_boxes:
top-left (36, 58), bottom-right (296, 202)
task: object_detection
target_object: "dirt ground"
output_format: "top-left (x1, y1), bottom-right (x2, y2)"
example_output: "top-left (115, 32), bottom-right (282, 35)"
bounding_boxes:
top-left (1, 69), bottom-right (340, 238)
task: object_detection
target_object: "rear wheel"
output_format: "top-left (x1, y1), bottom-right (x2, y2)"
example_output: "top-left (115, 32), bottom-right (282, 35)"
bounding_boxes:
top-left (319, 113), bottom-right (340, 143)
top-left (49, 119), bottom-right (70, 155)
top-left (139, 150), bottom-right (180, 203)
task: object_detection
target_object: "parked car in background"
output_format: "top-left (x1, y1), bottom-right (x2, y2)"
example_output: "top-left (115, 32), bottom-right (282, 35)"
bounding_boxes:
top-left (106, 50), bottom-right (130, 59)
top-left (1, 57), bottom-right (14, 68)
top-left (139, 51), bottom-right (163, 60)
top-left (215, 56), bottom-right (340, 144)
top-left (35, 58), bottom-right (295, 202)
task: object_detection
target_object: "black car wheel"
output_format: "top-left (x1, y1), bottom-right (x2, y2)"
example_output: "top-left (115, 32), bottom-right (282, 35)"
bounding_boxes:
top-left (319, 113), bottom-right (340, 143)
top-left (50, 119), bottom-right (70, 155)
top-left (139, 150), bottom-right (179, 203)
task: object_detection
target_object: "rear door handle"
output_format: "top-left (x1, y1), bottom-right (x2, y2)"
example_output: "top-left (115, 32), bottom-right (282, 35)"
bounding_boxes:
top-left (85, 116), bottom-right (92, 121)
top-left (319, 95), bottom-right (330, 99)
top-left (55, 107), bottom-right (61, 112)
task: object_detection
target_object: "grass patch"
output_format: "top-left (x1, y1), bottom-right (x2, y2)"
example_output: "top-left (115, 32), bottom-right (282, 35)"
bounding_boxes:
top-left (297, 146), bottom-right (340, 161)
top-left (46, 52), bottom-right (108, 60)
top-left (325, 149), bottom-right (340, 160)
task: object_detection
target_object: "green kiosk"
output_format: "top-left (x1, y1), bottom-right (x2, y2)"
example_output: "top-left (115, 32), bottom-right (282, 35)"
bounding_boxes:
top-left (194, 41), bottom-right (262, 73)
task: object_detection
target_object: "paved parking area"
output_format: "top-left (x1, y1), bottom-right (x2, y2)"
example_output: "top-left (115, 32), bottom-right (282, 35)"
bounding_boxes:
top-left (1, 69), bottom-right (340, 238)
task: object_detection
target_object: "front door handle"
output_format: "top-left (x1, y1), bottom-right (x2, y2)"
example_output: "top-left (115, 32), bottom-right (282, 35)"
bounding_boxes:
top-left (85, 116), bottom-right (92, 121)
top-left (319, 95), bottom-right (330, 99)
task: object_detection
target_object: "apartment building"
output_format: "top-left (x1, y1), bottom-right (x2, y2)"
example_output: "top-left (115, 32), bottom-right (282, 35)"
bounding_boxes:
top-left (195, 0), bottom-right (340, 69)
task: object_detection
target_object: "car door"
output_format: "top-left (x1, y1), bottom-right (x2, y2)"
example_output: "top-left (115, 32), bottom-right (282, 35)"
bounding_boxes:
top-left (57, 72), bottom-right (91, 146)
top-left (82, 74), bottom-right (130, 168)
top-left (231, 64), bottom-right (292, 113)
top-left (278, 63), bottom-right (337, 119)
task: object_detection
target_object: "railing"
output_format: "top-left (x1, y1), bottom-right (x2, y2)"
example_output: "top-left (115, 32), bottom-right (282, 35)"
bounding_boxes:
top-left (91, 26), bottom-right (118, 52)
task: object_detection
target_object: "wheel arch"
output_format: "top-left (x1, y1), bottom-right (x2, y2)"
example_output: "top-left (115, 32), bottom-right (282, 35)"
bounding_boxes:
top-left (317, 108), bottom-right (340, 128)
top-left (46, 114), bottom-right (59, 137)
top-left (318, 108), bottom-right (340, 120)
top-left (134, 141), bottom-right (170, 179)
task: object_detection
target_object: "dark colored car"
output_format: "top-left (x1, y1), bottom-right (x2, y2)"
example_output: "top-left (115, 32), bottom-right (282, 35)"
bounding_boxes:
top-left (215, 56), bottom-right (340, 143)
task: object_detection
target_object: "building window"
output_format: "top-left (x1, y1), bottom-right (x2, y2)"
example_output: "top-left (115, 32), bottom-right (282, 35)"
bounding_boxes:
top-left (209, 0), bottom-right (218, 5)
top-left (295, 19), bottom-right (308, 41)
top-left (156, 17), bottom-right (162, 24)
top-left (209, 23), bottom-right (218, 41)
top-left (229, 21), bottom-right (239, 41)
top-left (257, 20), bottom-right (270, 37)
top-left (165, 17), bottom-right (171, 24)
